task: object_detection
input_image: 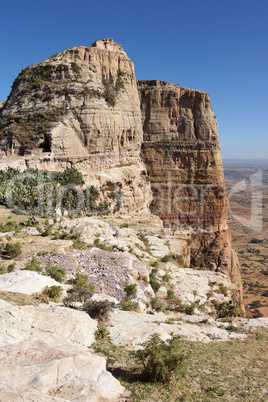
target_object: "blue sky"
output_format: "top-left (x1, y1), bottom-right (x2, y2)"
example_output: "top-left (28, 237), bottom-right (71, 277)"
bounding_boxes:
top-left (0, 0), bottom-right (267, 158)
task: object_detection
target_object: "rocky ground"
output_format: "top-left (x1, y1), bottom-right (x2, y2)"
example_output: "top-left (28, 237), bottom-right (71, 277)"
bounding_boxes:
top-left (0, 207), bottom-right (267, 401)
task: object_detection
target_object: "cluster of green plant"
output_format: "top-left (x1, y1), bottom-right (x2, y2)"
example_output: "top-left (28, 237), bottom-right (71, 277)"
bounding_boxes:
top-left (64, 273), bottom-right (96, 307)
top-left (160, 253), bottom-right (185, 266)
top-left (45, 264), bottom-right (66, 282)
top-left (102, 70), bottom-right (124, 106)
top-left (25, 257), bottom-right (42, 272)
top-left (130, 333), bottom-right (191, 383)
top-left (149, 268), bottom-right (161, 292)
top-left (95, 324), bottom-right (111, 340)
top-left (40, 285), bottom-right (63, 302)
top-left (120, 282), bottom-right (139, 312)
top-left (85, 300), bottom-right (113, 323)
top-left (212, 299), bottom-right (242, 318)
top-left (250, 238), bottom-right (263, 244)
top-left (166, 289), bottom-right (196, 315)
top-left (137, 231), bottom-right (149, 248)
top-left (20, 216), bottom-right (39, 227)
top-left (0, 242), bottom-right (21, 258)
top-left (0, 167), bottom-right (111, 218)
top-left (70, 62), bottom-right (80, 74)
top-left (0, 220), bottom-right (20, 233)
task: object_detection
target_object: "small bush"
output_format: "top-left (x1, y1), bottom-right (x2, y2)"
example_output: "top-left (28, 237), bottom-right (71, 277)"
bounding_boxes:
top-left (41, 285), bottom-right (63, 302)
top-left (120, 282), bottom-right (139, 312)
top-left (20, 216), bottom-right (39, 227)
top-left (3, 242), bottom-right (21, 258)
top-left (149, 268), bottom-right (161, 292)
top-left (7, 263), bottom-right (15, 273)
top-left (95, 325), bottom-right (111, 340)
top-left (131, 333), bottom-right (190, 383)
top-left (151, 297), bottom-right (164, 312)
top-left (120, 298), bottom-right (139, 312)
top-left (0, 265), bottom-right (6, 275)
top-left (226, 325), bottom-right (237, 332)
top-left (45, 264), bottom-right (66, 282)
top-left (85, 300), bottom-right (113, 323)
top-left (124, 283), bottom-right (137, 299)
top-left (65, 274), bottom-right (96, 307)
top-left (25, 257), bottom-right (42, 272)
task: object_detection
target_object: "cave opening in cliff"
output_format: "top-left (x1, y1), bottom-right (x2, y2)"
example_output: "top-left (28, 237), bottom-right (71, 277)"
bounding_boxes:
top-left (39, 134), bottom-right (51, 152)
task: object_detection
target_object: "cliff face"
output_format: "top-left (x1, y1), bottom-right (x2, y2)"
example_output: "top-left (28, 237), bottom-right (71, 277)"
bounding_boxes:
top-left (138, 80), bottom-right (243, 298)
top-left (0, 39), bottom-right (151, 213)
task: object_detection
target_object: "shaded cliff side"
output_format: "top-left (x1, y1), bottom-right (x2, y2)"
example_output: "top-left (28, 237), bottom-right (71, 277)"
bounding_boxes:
top-left (138, 80), bottom-right (243, 299)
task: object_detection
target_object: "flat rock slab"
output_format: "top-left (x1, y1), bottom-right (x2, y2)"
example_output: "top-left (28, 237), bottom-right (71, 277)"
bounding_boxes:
top-left (0, 340), bottom-right (124, 401)
top-left (0, 300), bottom-right (97, 349)
top-left (240, 317), bottom-right (268, 330)
top-left (108, 310), bottom-right (247, 349)
top-left (0, 271), bottom-right (69, 295)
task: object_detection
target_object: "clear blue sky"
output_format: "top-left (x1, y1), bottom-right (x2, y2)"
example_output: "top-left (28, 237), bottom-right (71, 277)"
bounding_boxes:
top-left (0, 0), bottom-right (267, 159)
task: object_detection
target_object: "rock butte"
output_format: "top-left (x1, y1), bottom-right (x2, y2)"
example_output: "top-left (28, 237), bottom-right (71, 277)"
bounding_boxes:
top-left (0, 38), bottom-right (243, 305)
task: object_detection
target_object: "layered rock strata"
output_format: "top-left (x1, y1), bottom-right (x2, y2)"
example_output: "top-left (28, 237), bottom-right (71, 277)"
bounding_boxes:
top-left (138, 80), bottom-right (243, 298)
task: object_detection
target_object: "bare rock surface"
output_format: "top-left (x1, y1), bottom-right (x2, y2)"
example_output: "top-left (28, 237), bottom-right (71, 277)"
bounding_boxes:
top-left (0, 340), bottom-right (124, 401)
top-left (167, 263), bottom-right (238, 307)
top-left (0, 271), bottom-right (69, 295)
top-left (107, 310), bottom-right (247, 349)
top-left (0, 300), bottom-right (124, 401)
top-left (0, 300), bottom-right (97, 349)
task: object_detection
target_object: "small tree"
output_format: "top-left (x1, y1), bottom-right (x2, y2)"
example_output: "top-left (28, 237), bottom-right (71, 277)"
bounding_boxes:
top-left (131, 333), bottom-right (190, 383)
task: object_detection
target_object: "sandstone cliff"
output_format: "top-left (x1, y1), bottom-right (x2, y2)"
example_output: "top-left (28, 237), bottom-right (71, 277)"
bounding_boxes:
top-left (138, 80), bottom-right (243, 299)
top-left (0, 39), bottom-right (151, 213)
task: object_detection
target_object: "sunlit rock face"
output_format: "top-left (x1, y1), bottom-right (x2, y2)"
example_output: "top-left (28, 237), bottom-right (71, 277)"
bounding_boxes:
top-left (138, 80), bottom-right (243, 301)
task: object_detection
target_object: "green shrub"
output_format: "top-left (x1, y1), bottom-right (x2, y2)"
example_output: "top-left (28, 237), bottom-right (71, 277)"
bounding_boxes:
top-left (41, 285), bottom-right (63, 302)
top-left (149, 268), bottom-right (161, 292)
top-left (25, 257), bottom-right (42, 272)
top-left (20, 216), bottom-right (39, 227)
top-left (131, 333), bottom-right (190, 383)
top-left (120, 298), bottom-right (139, 312)
top-left (120, 282), bottom-right (139, 312)
top-left (65, 274), bottom-right (96, 307)
top-left (151, 297), bottom-right (164, 312)
top-left (7, 263), bottom-right (15, 273)
top-left (3, 242), bottom-right (21, 258)
top-left (45, 264), bottom-right (66, 283)
top-left (42, 225), bottom-right (53, 237)
top-left (95, 324), bottom-right (111, 340)
top-left (226, 325), bottom-right (237, 332)
top-left (124, 283), bottom-right (137, 299)
top-left (85, 300), bottom-right (113, 323)
top-left (0, 265), bottom-right (6, 275)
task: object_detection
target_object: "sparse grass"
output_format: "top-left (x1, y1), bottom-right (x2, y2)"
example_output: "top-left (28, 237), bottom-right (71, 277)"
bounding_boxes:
top-left (93, 332), bottom-right (268, 401)
top-left (0, 291), bottom-right (44, 306)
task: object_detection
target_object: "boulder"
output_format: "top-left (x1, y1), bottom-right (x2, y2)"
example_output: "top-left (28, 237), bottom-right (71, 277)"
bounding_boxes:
top-left (0, 271), bottom-right (69, 295)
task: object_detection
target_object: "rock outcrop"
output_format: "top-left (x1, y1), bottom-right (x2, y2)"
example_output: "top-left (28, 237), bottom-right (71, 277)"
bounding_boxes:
top-left (0, 39), bottom-right (243, 304)
top-left (0, 299), bottom-right (124, 401)
top-left (0, 38), bottom-right (151, 214)
top-left (138, 80), bottom-right (243, 301)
